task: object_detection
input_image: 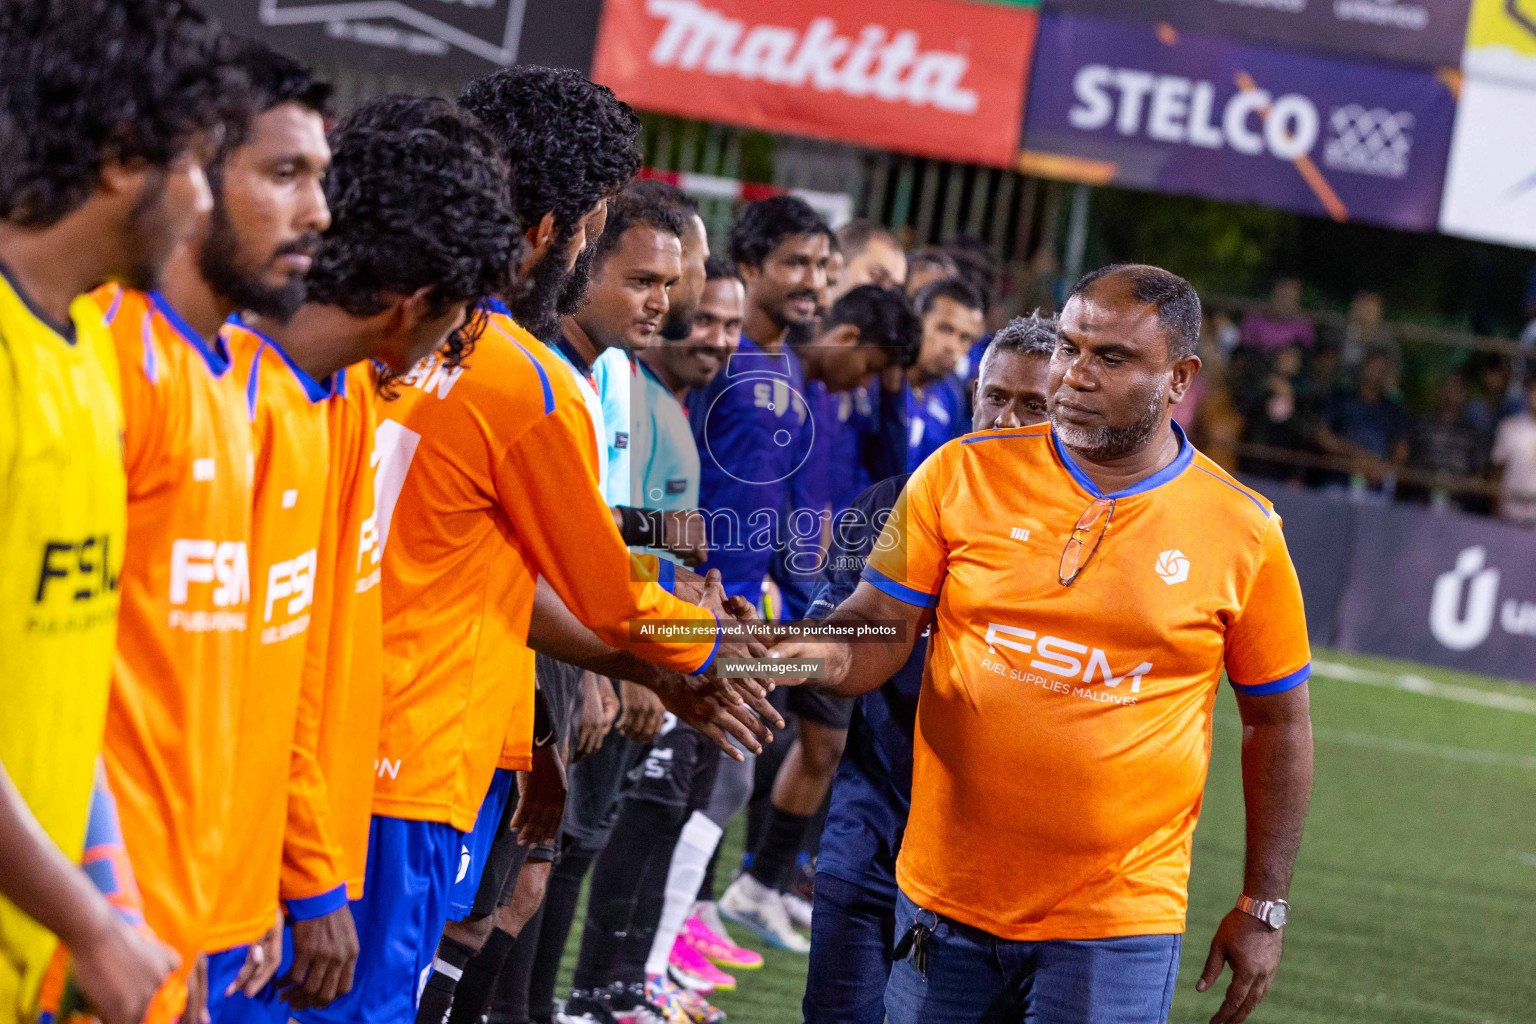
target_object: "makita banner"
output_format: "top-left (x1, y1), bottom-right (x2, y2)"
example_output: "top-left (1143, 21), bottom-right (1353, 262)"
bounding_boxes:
top-left (1020, 12), bottom-right (1456, 230)
top-left (591, 0), bottom-right (1039, 167)
top-left (1045, 0), bottom-right (1470, 67)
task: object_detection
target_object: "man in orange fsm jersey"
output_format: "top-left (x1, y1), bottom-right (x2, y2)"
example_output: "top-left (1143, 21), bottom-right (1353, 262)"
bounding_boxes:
top-left (96, 39), bottom-right (331, 1024)
top-left (217, 95), bottom-right (523, 1024)
top-left (307, 69), bottom-right (775, 1024)
top-left (773, 265), bottom-right (1314, 1024)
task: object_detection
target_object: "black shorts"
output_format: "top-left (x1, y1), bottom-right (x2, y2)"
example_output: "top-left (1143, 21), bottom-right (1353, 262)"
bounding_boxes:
top-left (465, 779), bottom-right (563, 919)
top-left (562, 724), bottom-right (646, 853)
top-left (621, 717), bottom-right (720, 813)
top-left (536, 654), bottom-right (586, 756)
top-left (787, 684), bottom-right (854, 730)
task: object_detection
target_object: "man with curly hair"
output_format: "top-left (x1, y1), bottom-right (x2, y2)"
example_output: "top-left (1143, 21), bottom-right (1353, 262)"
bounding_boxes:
top-left (0, 2), bottom-right (238, 1023)
top-left (205, 95), bottom-right (519, 1024)
top-left (87, 39), bottom-right (332, 1024)
top-left (364, 67), bottom-right (777, 1024)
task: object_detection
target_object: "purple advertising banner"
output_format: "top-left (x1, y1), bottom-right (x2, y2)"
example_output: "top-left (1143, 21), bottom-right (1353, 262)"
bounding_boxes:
top-left (1020, 13), bottom-right (1457, 231)
top-left (1045, 0), bottom-right (1471, 67)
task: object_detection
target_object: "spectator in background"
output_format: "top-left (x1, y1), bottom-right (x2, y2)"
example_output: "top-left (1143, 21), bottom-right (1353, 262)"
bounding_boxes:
top-left (1238, 343), bottom-right (1314, 484)
top-left (903, 247), bottom-right (958, 298)
top-left (1410, 372), bottom-right (1488, 512)
top-left (1341, 290), bottom-right (1398, 371)
top-left (1466, 355), bottom-right (1521, 437)
top-left (1241, 276), bottom-right (1314, 353)
top-left (1493, 376), bottom-right (1536, 528)
top-left (905, 278), bottom-right (985, 469)
top-left (1316, 347), bottom-right (1410, 492)
top-left (833, 220), bottom-right (906, 299)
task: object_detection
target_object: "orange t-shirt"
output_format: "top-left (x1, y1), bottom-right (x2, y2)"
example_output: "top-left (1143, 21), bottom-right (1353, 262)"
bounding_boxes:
top-left (208, 321), bottom-right (345, 948)
top-left (372, 305), bottom-right (719, 832)
top-left (864, 422), bottom-right (1310, 941)
top-left (284, 363), bottom-right (383, 900)
top-left (96, 288), bottom-right (253, 964)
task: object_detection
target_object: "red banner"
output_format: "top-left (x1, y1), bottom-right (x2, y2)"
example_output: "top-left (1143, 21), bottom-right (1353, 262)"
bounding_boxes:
top-left (593, 0), bottom-right (1038, 168)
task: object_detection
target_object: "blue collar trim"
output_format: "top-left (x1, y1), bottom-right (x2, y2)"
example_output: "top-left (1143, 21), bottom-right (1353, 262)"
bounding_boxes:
top-left (228, 313), bottom-right (335, 403)
top-left (1050, 419), bottom-right (1194, 499)
top-left (150, 291), bottom-right (228, 376)
top-left (481, 297), bottom-right (513, 317)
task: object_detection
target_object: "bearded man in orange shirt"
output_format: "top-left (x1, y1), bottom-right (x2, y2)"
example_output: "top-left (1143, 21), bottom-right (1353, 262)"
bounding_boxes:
top-left (773, 264), bottom-right (1314, 1024)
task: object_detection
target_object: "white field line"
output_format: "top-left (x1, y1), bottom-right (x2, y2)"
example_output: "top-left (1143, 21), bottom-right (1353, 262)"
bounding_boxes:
top-left (1312, 659), bottom-right (1536, 715)
top-left (1216, 713), bottom-right (1536, 771)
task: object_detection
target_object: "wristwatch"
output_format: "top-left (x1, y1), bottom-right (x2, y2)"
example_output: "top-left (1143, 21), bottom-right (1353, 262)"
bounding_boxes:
top-left (1236, 895), bottom-right (1289, 930)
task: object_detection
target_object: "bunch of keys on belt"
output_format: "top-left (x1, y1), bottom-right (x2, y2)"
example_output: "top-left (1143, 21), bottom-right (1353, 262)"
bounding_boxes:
top-left (892, 919), bottom-right (933, 978)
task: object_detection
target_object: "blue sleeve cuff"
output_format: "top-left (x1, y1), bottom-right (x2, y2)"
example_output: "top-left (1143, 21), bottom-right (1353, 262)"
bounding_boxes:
top-left (690, 611), bottom-right (722, 676)
top-left (655, 557), bottom-right (676, 595)
top-left (1229, 662), bottom-right (1311, 696)
top-left (860, 566), bottom-right (940, 609)
top-left (285, 883), bottom-right (349, 921)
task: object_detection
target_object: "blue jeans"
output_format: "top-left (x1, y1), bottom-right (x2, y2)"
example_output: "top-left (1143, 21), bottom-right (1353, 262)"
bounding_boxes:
top-left (803, 873), bottom-right (897, 1024)
top-left (884, 891), bottom-right (1182, 1024)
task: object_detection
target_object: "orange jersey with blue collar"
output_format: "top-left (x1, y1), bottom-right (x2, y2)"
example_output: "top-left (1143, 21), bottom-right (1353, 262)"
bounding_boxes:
top-left (210, 320), bottom-right (346, 947)
top-left (864, 422), bottom-right (1310, 941)
top-left (372, 305), bottom-right (719, 832)
top-left (285, 362), bottom-right (383, 900)
top-left (94, 287), bottom-right (253, 964)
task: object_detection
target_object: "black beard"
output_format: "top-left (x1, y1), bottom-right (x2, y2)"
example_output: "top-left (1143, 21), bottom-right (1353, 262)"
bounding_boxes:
top-left (198, 201), bottom-right (311, 322)
top-left (510, 248), bottom-right (568, 343)
top-left (657, 302), bottom-right (694, 342)
top-left (557, 244), bottom-right (596, 317)
top-left (1050, 382), bottom-right (1167, 462)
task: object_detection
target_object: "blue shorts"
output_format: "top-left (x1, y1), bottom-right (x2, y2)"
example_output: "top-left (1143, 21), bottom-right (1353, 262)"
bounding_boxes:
top-left (206, 931), bottom-right (296, 1024)
top-left (292, 816), bottom-right (462, 1024)
top-left (447, 768), bottom-right (516, 920)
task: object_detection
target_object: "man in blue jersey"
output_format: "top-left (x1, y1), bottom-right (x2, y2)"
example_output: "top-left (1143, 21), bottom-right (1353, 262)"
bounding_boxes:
top-left (688, 195), bottom-right (834, 608)
top-left (801, 313), bottom-right (1057, 1024)
top-left (718, 285), bottom-right (922, 953)
top-left (905, 278), bottom-right (986, 469)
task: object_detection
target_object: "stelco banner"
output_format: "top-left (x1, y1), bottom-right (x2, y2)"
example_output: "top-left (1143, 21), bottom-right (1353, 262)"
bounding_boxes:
top-left (1020, 13), bottom-right (1456, 231)
top-left (591, 0), bottom-right (1040, 167)
top-left (1046, 0), bottom-right (1471, 67)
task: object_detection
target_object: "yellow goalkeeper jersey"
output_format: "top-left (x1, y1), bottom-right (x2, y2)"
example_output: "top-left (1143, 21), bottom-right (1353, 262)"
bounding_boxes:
top-left (0, 264), bottom-right (126, 1024)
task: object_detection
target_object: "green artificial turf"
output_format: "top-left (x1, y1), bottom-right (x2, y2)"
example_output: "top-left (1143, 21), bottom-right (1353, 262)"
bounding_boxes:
top-left (557, 649), bottom-right (1536, 1023)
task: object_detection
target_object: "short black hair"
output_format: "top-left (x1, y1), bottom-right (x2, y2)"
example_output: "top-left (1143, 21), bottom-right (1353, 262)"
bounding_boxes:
top-left (906, 247), bottom-right (958, 278)
top-left (727, 195), bottom-right (833, 270)
top-left (459, 66), bottom-right (641, 238)
top-left (627, 177), bottom-right (701, 217)
top-left (914, 277), bottom-right (984, 317)
top-left (822, 284), bottom-right (922, 368)
top-left (704, 257), bottom-right (740, 282)
top-left (1068, 263), bottom-right (1202, 361)
top-left (984, 311), bottom-right (1058, 372)
top-left (307, 96), bottom-right (519, 374)
top-left (213, 40), bottom-right (330, 171)
top-left (947, 238), bottom-right (998, 314)
top-left (0, 0), bottom-right (242, 227)
top-left (592, 186), bottom-right (687, 273)
top-left (836, 219), bottom-right (897, 261)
